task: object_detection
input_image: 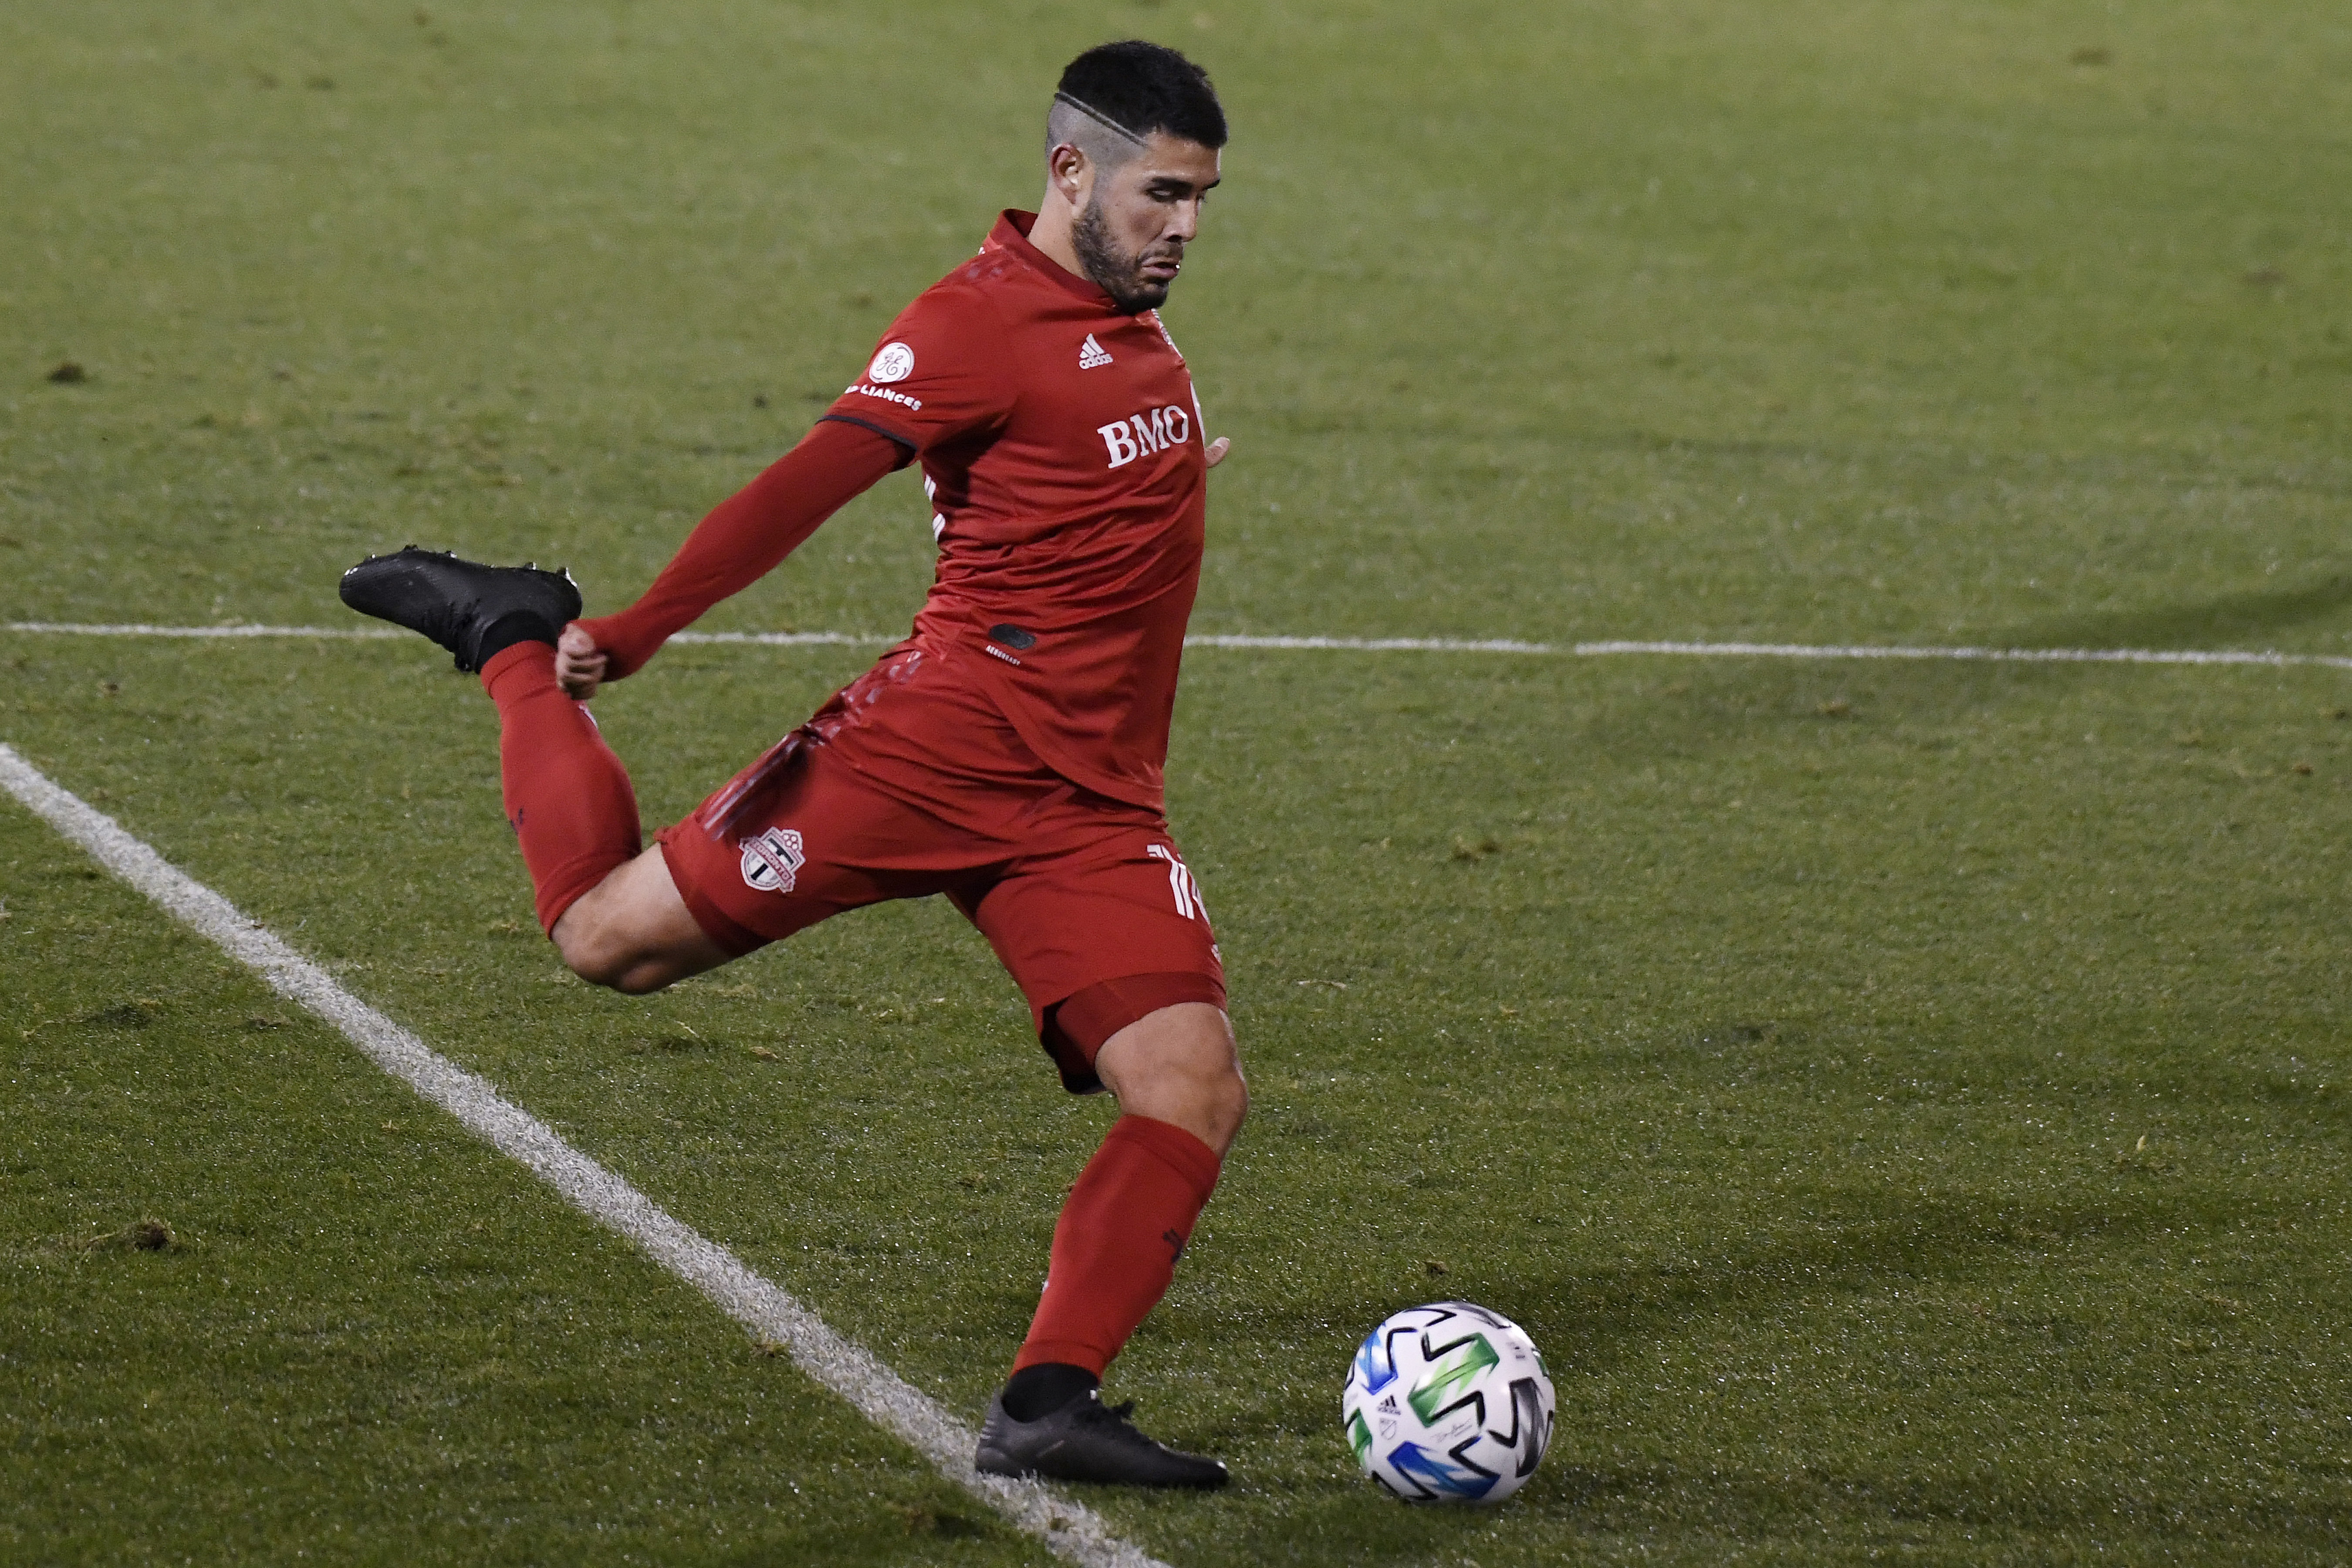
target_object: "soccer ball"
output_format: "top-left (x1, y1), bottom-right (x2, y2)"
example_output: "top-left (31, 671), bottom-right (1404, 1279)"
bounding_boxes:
top-left (1342, 1301), bottom-right (1555, 1503)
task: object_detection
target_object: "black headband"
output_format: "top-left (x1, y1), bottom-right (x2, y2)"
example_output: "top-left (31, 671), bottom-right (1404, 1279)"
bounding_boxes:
top-left (1052, 91), bottom-right (1146, 148)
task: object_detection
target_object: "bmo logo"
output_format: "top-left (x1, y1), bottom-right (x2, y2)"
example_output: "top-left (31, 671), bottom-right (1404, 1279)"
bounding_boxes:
top-left (1098, 405), bottom-right (1192, 469)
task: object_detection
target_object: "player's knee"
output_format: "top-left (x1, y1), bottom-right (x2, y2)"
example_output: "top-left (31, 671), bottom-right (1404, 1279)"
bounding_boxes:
top-left (1182, 1036), bottom-right (1248, 1146)
top-left (583, 955), bottom-right (668, 995)
top-left (556, 933), bottom-right (625, 990)
top-left (553, 909), bottom-right (661, 994)
top-left (1172, 1064), bottom-right (1246, 1158)
top-left (1097, 1003), bottom-right (1248, 1152)
top-left (1209, 1061), bottom-right (1249, 1142)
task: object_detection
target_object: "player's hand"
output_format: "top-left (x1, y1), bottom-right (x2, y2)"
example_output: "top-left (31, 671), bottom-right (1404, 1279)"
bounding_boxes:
top-left (556, 622), bottom-right (609, 700)
top-left (1205, 436), bottom-right (1230, 469)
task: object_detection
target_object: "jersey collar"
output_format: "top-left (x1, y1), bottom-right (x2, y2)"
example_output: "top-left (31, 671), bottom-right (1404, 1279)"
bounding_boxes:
top-left (988, 210), bottom-right (1122, 311)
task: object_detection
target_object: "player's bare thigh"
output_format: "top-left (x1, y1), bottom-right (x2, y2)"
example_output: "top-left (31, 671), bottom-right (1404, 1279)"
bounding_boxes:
top-left (1093, 1002), bottom-right (1248, 1157)
top-left (551, 845), bottom-right (731, 995)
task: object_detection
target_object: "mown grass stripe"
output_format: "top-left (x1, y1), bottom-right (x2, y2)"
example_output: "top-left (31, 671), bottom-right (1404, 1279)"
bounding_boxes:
top-left (9, 620), bottom-right (2352, 671)
top-left (0, 739), bottom-right (1168, 1568)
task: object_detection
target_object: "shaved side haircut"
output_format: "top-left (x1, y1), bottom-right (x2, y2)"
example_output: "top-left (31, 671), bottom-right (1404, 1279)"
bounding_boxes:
top-left (1047, 39), bottom-right (1228, 169)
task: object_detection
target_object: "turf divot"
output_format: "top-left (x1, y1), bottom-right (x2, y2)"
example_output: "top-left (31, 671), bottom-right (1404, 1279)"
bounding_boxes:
top-left (0, 740), bottom-right (1169, 1568)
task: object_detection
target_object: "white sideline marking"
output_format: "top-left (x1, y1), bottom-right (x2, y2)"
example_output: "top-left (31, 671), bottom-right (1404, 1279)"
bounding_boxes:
top-left (0, 740), bottom-right (1167, 1568)
top-left (1190, 634), bottom-right (2352, 669)
top-left (3, 620), bottom-right (405, 639)
top-left (1571, 639), bottom-right (2352, 671)
top-left (8, 620), bottom-right (2352, 671)
top-left (0, 622), bottom-right (887, 648)
top-left (670, 629), bottom-right (897, 648)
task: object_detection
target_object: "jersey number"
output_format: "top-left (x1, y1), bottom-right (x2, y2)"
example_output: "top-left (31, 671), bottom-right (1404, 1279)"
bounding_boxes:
top-left (1146, 843), bottom-right (1208, 921)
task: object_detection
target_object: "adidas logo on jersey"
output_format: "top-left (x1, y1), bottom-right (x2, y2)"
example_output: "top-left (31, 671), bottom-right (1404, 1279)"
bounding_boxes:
top-left (1078, 334), bottom-right (1113, 370)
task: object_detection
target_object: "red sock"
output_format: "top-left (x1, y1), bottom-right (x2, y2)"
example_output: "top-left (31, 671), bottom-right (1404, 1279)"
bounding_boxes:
top-left (480, 642), bottom-right (642, 933)
top-left (1014, 1115), bottom-right (1223, 1377)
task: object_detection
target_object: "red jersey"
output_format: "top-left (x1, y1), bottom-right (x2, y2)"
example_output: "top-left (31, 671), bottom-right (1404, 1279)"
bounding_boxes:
top-left (820, 210), bottom-right (1209, 811)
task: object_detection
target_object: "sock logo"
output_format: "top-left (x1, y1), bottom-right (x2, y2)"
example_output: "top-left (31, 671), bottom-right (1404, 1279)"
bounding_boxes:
top-left (1162, 1227), bottom-right (1187, 1264)
top-left (738, 827), bottom-right (805, 894)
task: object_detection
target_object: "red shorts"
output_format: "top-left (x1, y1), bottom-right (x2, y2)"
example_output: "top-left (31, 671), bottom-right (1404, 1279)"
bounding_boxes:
top-left (654, 641), bottom-right (1224, 1093)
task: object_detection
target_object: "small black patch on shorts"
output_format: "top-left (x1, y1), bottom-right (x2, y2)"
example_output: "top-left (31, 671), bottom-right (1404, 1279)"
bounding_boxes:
top-left (987, 624), bottom-right (1037, 651)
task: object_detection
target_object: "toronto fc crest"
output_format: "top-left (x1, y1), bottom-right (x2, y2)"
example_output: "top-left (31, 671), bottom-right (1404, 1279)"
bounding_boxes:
top-left (739, 827), bottom-right (805, 894)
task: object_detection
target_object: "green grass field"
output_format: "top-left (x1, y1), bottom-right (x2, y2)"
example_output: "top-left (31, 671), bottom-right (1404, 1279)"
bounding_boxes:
top-left (7, 2), bottom-right (2352, 1563)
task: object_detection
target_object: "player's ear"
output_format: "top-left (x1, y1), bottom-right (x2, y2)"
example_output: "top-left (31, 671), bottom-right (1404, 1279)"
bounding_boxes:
top-left (1049, 142), bottom-right (1090, 205)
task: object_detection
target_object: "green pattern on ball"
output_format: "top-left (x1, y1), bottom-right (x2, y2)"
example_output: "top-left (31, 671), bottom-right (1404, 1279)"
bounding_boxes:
top-left (1406, 1333), bottom-right (1500, 1425)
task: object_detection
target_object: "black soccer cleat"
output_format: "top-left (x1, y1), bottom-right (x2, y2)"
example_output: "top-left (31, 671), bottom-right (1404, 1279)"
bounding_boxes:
top-left (974, 1389), bottom-right (1229, 1489)
top-left (338, 546), bottom-right (582, 673)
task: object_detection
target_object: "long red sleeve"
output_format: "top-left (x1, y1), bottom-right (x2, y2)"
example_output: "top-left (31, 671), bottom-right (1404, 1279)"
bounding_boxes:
top-left (571, 418), bottom-right (908, 681)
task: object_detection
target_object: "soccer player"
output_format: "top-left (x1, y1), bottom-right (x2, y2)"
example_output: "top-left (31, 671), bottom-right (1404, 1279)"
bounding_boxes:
top-left (339, 41), bottom-right (1242, 1488)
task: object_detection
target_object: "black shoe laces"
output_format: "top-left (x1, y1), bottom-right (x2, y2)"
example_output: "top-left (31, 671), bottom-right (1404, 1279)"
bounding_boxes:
top-left (1073, 1398), bottom-right (1145, 1434)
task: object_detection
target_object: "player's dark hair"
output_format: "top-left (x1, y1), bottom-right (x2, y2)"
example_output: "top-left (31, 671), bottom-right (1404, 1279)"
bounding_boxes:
top-left (1055, 40), bottom-right (1227, 149)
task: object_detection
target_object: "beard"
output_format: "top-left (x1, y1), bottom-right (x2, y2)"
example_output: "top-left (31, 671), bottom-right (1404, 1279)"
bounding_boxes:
top-left (1071, 200), bottom-right (1176, 313)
